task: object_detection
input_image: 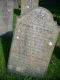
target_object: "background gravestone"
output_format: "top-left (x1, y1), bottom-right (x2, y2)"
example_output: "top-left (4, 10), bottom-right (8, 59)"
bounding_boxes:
top-left (13, 0), bottom-right (18, 8)
top-left (21, 0), bottom-right (39, 15)
top-left (8, 7), bottom-right (59, 77)
top-left (0, 0), bottom-right (14, 36)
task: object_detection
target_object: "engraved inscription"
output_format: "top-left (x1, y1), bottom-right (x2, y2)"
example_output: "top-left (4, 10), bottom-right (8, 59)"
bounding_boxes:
top-left (8, 7), bottom-right (59, 77)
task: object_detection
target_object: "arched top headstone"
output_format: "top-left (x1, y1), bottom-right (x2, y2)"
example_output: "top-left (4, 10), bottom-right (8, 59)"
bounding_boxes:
top-left (8, 7), bottom-right (59, 77)
top-left (17, 7), bottom-right (58, 33)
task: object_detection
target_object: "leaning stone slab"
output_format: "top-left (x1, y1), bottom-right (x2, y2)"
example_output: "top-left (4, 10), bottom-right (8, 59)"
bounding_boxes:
top-left (21, 0), bottom-right (39, 15)
top-left (8, 7), bottom-right (59, 77)
top-left (0, 0), bottom-right (14, 36)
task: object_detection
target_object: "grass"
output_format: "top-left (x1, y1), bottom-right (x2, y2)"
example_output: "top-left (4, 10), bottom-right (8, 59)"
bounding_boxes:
top-left (0, 3), bottom-right (60, 80)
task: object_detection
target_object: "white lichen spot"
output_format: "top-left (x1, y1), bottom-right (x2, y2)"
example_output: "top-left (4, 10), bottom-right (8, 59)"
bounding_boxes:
top-left (27, 5), bottom-right (29, 8)
top-left (8, 9), bottom-right (10, 12)
top-left (16, 36), bottom-right (19, 39)
top-left (49, 42), bottom-right (52, 46)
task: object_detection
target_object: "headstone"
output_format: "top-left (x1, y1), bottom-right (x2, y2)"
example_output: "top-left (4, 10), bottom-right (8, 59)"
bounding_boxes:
top-left (13, 0), bottom-right (18, 8)
top-left (8, 7), bottom-right (59, 77)
top-left (0, 0), bottom-right (14, 36)
top-left (21, 0), bottom-right (39, 15)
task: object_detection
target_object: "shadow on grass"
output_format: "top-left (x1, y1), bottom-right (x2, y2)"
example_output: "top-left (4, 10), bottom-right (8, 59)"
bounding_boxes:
top-left (39, 0), bottom-right (60, 7)
top-left (1, 32), bottom-right (13, 68)
top-left (39, 0), bottom-right (60, 25)
top-left (53, 46), bottom-right (60, 59)
top-left (14, 9), bottom-right (21, 16)
top-left (54, 17), bottom-right (60, 25)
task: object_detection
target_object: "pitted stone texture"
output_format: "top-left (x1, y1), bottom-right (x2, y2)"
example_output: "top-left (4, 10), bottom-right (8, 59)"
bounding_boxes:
top-left (8, 7), bottom-right (59, 77)
top-left (21, 0), bottom-right (39, 15)
top-left (13, 0), bottom-right (18, 8)
top-left (0, 0), bottom-right (14, 36)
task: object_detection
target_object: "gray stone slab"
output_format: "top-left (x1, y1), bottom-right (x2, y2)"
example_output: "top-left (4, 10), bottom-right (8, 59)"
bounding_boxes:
top-left (8, 7), bottom-right (59, 77)
top-left (13, 0), bottom-right (18, 8)
top-left (21, 0), bottom-right (39, 15)
top-left (0, 0), bottom-right (14, 36)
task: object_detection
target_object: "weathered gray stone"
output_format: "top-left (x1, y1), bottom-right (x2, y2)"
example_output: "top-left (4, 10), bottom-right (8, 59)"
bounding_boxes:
top-left (21, 0), bottom-right (39, 15)
top-left (8, 7), bottom-right (59, 77)
top-left (0, 0), bottom-right (14, 36)
top-left (13, 0), bottom-right (18, 8)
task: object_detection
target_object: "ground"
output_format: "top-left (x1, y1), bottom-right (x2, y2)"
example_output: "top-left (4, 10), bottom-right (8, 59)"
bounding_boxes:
top-left (0, 4), bottom-right (60, 80)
